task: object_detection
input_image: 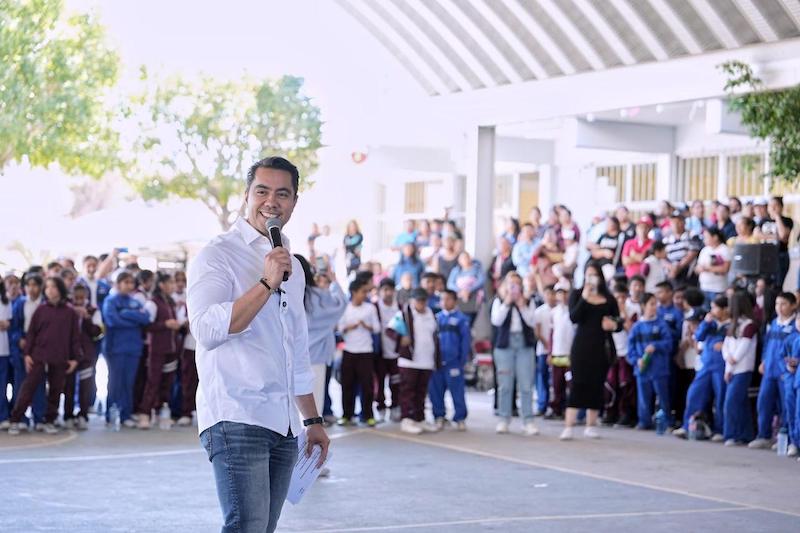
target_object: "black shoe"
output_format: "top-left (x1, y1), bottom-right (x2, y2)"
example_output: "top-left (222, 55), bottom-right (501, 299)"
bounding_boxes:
top-left (601, 415), bottom-right (618, 426)
top-left (614, 415), bottom-right (636, 428)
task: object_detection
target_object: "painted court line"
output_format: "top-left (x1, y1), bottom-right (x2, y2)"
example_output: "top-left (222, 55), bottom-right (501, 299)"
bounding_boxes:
top-left (0, 428), bottom-right (362, 465)
top-left (0, 431), bottom-right (77, 452)
top-left (311, 506), bottom-right (750, 532)
top-left (371, 430), bottom-right (800, 519)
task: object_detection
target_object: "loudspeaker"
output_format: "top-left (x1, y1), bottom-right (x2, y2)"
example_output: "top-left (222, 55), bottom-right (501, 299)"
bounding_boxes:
top-left (731, 243), bottom-right (778, 276)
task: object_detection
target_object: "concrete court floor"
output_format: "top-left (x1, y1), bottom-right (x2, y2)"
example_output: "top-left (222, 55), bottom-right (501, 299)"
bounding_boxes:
top-left (1, 391), bottom-right (798, 533)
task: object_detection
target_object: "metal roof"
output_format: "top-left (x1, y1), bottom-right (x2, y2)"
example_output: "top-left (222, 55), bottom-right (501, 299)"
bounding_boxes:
top-left (337, 0), bottom-right (800, 96)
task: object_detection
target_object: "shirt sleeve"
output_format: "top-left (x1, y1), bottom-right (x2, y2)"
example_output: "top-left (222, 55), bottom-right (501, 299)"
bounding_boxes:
top-left (292, 285), bottom-right (315, 397)
top-left (490, 299), bottom-right (510, 326)
top-left (187, 246), bottom-right (252, 352)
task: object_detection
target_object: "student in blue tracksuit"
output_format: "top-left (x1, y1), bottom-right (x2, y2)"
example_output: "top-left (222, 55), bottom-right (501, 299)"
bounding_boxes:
top-left (748, 292), bottom-right (796, 449)
top-left (655, 281), bottom-right (683, 343)
top-left (722, 291), bottom-right (758, 446)
top-left (628, 293), bottom-right (674, 429)
top-left (102, 272), bottom-right (151, 427)
top-left (429, 290), bottom-right (471, 431)
top-left (8, 274), bottom-right (47, 428)
top-left (782, 320), bottom-right (800, 455)
top-left (673, 296), bottom-right (730, 440)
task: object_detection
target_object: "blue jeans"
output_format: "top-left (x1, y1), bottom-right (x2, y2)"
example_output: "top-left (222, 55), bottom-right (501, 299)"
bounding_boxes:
top-left (535, 354), bottom-right (550, 413)
top-left (200, 421), bottom-right (298, 533)
top-left (494, 333), bottom-right (535, 421)
top-left (683, 368), bottom-right (726, 434)
top-left (724, 372), bottom-right (754, 443)
top-left (756, 375), bottom-right (785, 439)
top-left (636, 376), bottom-right (672, 428)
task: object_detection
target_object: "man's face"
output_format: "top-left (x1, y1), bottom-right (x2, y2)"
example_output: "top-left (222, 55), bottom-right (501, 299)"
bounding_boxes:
top-left (412, 298), bottom-right (427, 313)
top-left (351, 286), bottom-right (368, 304)
top-left (379, 286), bottom-right (394, 304)
top-left (441, 293), bottom-right (457, 311)
top-left (246, 167), bottom-right (297, 233)
top-left (630, 280), bottom-right (644, 300)
top-left (84, 259), bottom-right (97, 277)
top-left (670, 217), bottom-right (684, 235)
top-left (26, 280), bottom-right (41, 299)
top-left (655, 287), bottom-right (671, 305)
top-left (769, 199), bottom-right (782, 215)
top-left (616, 207), bottom-right (629, 223)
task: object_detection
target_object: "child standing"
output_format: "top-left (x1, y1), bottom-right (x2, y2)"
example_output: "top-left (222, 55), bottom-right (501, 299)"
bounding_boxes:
top-left (628, 293), bottom-right (674, 430)
top-left (548, 286), bottom-right (574, 420)
top-left (8, 277), bottom-right (81, 435)
top-left (337, 278), bottom-right (381, 427)
top-left (642, 242), bottom-right (670, 293)
top-left (533, 285), bottom-right (555, 417)
top-left (63, 284), bottom-right (102, 430)
top-left (9, 274), bottom-right (46, 428)
top-left (674, 296), bottom-right (730, 440)
top-left (604, 283), bottom-right (637, 427)
top-left (429, 289), bottom-right (471, 431)
top-left (374, 278), bottom-right (401, 422)
top-left (722, 291), bottom-right (758, 446)
top-left (391, 288), bottom-right (440, 435)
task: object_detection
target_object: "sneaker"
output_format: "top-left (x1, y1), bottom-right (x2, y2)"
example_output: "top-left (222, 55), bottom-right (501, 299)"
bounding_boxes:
top-left (400, 418), bottom-right (423, 435)
top-left (137, 415), bottom-right (151, 430)
top-left (601, 415), bottom-right (618, 426)
top-left (122, 419), bottom-right (137, 429)
top-left (788, 444), bottom-right (798, 457)
top-left (34, 423), bottom-right (45, 432)
top-left (8, 423), bottom-right (21, 436)
top-left (495, 420), bottom-right (510, 434)
top-left (771, 442), bottom-right (778, 451)
top-left (366, 418), bottom-right (377, 427)
top-left (336, 417), bottom-right (352, 427)
top-left (434, 417), bottom-right (446, 430)
top-left (747, 438), bottom-right (771, 449)
top-left (63, 418), bottom-right (75, 430)
top-left (724, 439), bottom-right (743, 447)
top-left (533, 409), bottom-right (544, 417)
top-left (374, 409), bottom-right (385, 422)
top-left (710, 433), bottom-right (724, 443)
top-left (523, 421), bottom-right (540, 436)
top-left (559, 427), bottom-right (574, 441)
top-left (419, 421), bottom-right (439, 433)
top-left (456, 421), bottom-right (467, 432)
top-left (615, 415), bottom-right (636, 428)
top-left (672, 427), bottom-right (688, 439)
top-left (76, 417), bottom-right (89, 431)
top-left (390, 407), bottom-right (402, 423)
top-left (42, 423), bottom-right (59, 435)
top-left (0, 420), bottom-right (10, 430)
top-left (176, 416), bottom-right (192, 427)
top-left (323, 414), bottom-right (337, 425)
top-left (584, 426), bottom-right (600, 439)
top-left (318, 467), bottom-right (331, 478)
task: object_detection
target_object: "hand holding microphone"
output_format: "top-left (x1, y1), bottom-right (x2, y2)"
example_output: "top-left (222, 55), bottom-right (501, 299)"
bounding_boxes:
top-left (264, 217), bottom-right (291, 286)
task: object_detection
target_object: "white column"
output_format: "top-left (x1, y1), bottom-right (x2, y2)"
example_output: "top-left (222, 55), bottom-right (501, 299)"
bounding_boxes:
top-left (465, 126), bottom-right (496, 265)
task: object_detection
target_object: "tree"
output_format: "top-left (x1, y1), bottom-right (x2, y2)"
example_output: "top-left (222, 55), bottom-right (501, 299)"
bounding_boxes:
top-left (0, 0), bottom-right (120, 176)
top-left (125, 73), bottom-right (323, 230)
top-left (720, 60), bottom-right (800, 184)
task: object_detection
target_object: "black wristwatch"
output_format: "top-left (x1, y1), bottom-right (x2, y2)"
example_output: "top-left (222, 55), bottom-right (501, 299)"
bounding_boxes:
top-left (303, 416), bottom-right (324, 427)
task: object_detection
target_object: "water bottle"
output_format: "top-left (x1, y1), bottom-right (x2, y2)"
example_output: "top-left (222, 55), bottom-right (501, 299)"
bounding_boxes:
top-left (777, 427), bottom-right (789, 456)
top-left (158, 403), bottom-right (172, 431)
top-left (109, 404), bottom-right (121, 432)
top-left (654, 409), bottom-right (667, 435)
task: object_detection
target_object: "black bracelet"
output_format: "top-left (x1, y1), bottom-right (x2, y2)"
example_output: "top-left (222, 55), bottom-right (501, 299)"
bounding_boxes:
top-left (259, 278), bottom-right (274, 293)
top-left (303, 416), bottom-right (324, 427)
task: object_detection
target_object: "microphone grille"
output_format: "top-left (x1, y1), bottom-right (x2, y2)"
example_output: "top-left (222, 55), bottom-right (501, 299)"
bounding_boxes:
top-left (266, 217), bottom-right (282, 231)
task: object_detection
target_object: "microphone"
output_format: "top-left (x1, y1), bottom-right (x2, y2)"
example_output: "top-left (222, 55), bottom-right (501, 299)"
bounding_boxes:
top-left (266, 217), bottom-right (289, 282)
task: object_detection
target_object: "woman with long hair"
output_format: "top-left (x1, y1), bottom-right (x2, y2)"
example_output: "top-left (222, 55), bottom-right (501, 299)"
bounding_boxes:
top-left (343, 220), bottom-right (364, 276)
top-left (561, 261), bottom-right (621, 441)
top-left (137, 272), bottom-right (181, 429)
top-left (722, 290), bottom-right (757, 446)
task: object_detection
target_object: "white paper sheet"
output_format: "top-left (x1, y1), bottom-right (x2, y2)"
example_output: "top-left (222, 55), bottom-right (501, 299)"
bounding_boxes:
top-left (287, 430), bottom-right (329, 505)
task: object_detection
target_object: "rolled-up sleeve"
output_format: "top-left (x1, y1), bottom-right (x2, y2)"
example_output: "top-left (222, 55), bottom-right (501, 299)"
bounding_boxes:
top-left (292, 299), bottom-right (315, 396)
top-left (187, 247), bottom-right (250, 352)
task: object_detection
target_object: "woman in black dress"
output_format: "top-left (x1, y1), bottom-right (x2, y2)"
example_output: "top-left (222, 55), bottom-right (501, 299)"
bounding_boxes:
top-left (561, 261), bottom-right (621, 440)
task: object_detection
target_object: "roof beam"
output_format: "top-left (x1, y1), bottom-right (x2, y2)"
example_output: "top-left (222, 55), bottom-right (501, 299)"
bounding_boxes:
top-left (732, 0), bottom-right (780, 42)
top-left (406, 0), bottom-right (497, 88)
top-left (439, 0), bottom-right (523, 84)
top-left (537, 0), bottom-right (606, 70)
top-left (471, 0), bottom-right (549, 79)
top-left (570, 0), bottom-right (637, 65)
top-left (778, 0), bottom-right (800, 29)
top-left (647, 0), bottom-right (703, 54)
top-left (609, 0), bottom-right (670, 60)
top-left (500, 0), bottom-right (576, 75)
top-left (692, 0), bottom-right (741, 48)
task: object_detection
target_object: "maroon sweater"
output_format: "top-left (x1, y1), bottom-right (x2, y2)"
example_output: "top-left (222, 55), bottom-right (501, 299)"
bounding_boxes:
top-left (147, 294), bottom-right (177, 355)
top-left (78, 305), bottom-right (103, 363)
top-left (25, 301), bottom-right (83, 364)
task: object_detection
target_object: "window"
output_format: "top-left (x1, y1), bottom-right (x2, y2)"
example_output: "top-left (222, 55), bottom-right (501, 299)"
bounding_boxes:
top-left (631, 163), bottom-right (657, 201)
top-left (677, 156), bottom-right (718, 201)
top-left (494, 174), bottom-right (513, 210)
top-left (596, 165), bottom-right (625, 203)
top-left (404, 182), bottom-right (425, 214)
top-left (727, 154), bottom-right (764, 197)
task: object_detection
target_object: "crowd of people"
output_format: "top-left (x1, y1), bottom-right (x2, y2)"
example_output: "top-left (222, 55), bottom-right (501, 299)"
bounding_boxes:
top-left (1, 194), bottom-right (800, 462)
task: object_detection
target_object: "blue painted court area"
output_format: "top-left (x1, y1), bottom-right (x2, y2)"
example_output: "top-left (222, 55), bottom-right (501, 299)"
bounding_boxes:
top-left (1, 393), bottom-right (798, 532)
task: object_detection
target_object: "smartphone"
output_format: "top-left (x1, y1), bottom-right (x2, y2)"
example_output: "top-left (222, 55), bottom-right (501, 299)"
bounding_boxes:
top-left (117, 247), bottom-right (129, 253)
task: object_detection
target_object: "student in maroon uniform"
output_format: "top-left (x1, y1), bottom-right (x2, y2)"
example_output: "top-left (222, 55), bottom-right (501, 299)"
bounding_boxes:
top-left (8, 277), bottom-right (81, 435)
top-left (137, 272), bottom-right (181, 429)
top-left (63, 284), bottom-right (102, 430)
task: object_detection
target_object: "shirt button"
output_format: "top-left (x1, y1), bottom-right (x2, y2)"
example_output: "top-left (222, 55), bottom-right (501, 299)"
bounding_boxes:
top-left (282, 302), bottom-right (287, 308)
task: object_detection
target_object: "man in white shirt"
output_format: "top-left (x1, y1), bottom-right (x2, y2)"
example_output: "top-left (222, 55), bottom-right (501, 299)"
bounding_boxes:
top-left (188, 157), bottom-right (329, 533)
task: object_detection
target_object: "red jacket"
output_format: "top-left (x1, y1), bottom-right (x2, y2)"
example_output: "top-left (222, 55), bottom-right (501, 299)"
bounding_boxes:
top-left (147, 294), bottom-right (177, 355)
top-left (25, 301), bottom-right (83, 364)
top-left (77, 305), bottom-right (103, 363)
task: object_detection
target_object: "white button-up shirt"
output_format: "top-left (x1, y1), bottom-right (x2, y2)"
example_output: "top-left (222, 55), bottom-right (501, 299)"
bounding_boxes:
top-left (187, 217), bottom-right (315, 436)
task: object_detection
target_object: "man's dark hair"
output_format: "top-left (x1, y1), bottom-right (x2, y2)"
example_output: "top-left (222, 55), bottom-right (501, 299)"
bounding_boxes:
top-left (421, 272), bottom-right (440, 281)
top-left (83, 255), bottom-right (98, 263)
top-left (771, 195), bottom-right (784, 207)
top-left (441, 289), bottom-right (457, 299)
top-left (629, 275), bottom-right (645, 286)
top-left (348, 278), bottom-right (366, 294)
top-left (137, 270), bottom-right (154, 284)
top-left (651, 241), bottom-right (666, 252)
top-left (684, 286), bottom-right (705, 308)
top-left (612, 282), bottom-right (628, 295)
top-left (739, 217), bottom-right (756, 232)
top-left (46, 261), bottom-right (61, 271)
top-left (246, 157), bottom-right (300, 195)
top-left (116, 271), bottom-right (134, 284)
top-left (378, 278), bottom-right (396, 290)
top-left (777, 291), bottom-right (797, 306)
top-left (655, 280), bottom-right (674, 292)
top-left (354, 271), bottom-right (373, 284)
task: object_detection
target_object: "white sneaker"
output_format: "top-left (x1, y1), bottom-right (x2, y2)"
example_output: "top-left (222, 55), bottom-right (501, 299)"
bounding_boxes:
top-left (390, 407), bottom-right (402, 423)
top-left (419, 421), bottom-right (440, 433)
top-left (523, 421), bottom-right (540, 436)
top-left (8, 423), bottom-right (21, 436)
top-left (710, 433), bottom-right (724, 443)
top-left (559, 427), bottom-right (574, 441)
top-left (456, 421), bottom-right (467, 432)
top-left (724, 439), bottom-right (742, 447)
top-left (0, 420), bottom-right (10, 430)
top-left (122, 419), bottom-right (137, 429)
top-left (400, 418), bottom-right (423, 435)
top-left (584, 426), bottom-right (600, 439)
top-left (318, 467), bottom-right (331, 478)
top-left (788, 444), bottom-right (798, 457)
top-left (63, 419), bottom-right (75, 430)
top-left (76, 417), bottom-right (89, 431)
top-left (176, 416), bottom-right (192, 427)
top-left (137, 415), bottom-right (151, 430)
top-left (34, 423), bottom-right (45, 432)
top-left (434, 417), bottom-right (446, 430)
top-left (42, 423), bottom-right (59, 435)
top-left (747, 438), bottom-right (771, 449)
top-left (672, 427), bottom-right (687, 439)
top-left (495, 420), bottom-right (510, 434)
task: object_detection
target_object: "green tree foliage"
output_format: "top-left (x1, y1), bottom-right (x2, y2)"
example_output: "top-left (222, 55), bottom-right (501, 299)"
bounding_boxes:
top-left (125, 73), bottom-right (323, 230)
top-left (720, 60), bottom-right (800, 184)
top-left (0, 0), bottom-right (120, 176)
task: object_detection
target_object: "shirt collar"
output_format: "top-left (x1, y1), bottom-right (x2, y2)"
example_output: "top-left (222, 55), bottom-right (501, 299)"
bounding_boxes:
top-left (234, 217), bottom-right (291, 250)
